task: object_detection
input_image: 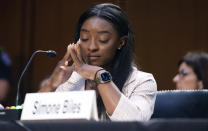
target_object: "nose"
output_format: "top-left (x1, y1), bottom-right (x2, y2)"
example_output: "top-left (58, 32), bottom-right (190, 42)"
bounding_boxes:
top-left (88, 39), bottom-right (98, 52)
top-left (173, 74), bottom-right (179, 83)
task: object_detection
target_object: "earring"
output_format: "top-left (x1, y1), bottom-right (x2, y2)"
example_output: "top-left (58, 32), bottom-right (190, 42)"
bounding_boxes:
top-left (118, 47), bottom-right (121, 50)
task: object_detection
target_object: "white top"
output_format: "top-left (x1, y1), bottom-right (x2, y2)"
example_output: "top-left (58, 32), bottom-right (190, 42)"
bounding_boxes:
top-left (56, 67), bottom-right (157, 121)
top-left (0, 104), bottom-right (4, 109)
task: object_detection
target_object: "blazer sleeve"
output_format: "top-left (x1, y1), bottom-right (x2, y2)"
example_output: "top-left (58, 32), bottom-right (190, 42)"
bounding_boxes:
top-left (108, 73), bottom-right (157, 121)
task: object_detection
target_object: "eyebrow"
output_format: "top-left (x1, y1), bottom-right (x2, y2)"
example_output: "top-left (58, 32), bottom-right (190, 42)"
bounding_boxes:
top-left (97, 31), bottom-right (111, 35)
top-left (80, 29), bottom-right (112, 35)
top-left (80, 29), bottom-right (89, 32)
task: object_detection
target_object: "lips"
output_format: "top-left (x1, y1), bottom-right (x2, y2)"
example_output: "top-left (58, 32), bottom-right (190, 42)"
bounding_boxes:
top-left (88, 55), bottom-right (100, 61)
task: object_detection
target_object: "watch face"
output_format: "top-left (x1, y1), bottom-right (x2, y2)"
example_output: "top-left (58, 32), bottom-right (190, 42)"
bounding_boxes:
top-left (100, 72), bottom-right (112, 82)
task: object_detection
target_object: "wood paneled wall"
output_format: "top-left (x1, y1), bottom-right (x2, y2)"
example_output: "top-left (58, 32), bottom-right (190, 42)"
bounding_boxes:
top-left (1, 0), bottom-right (208, 104)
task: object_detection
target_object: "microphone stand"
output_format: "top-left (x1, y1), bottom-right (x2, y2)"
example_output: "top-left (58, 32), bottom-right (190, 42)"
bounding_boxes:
top-left (16, 50), bottom-right (56, 106)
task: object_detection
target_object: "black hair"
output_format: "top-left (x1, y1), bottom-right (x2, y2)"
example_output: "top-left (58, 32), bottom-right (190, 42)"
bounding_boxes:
top-left (178, 52), bottom-right (208, 89)
top-left (74, 3), bottom-right (134, 90)
top-left (73, 3), bottom-right (135, 119)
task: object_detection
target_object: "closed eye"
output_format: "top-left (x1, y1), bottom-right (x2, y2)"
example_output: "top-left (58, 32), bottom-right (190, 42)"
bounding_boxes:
top-left (80, 38), bottom-right (88, 42)
top-left (99, 39), bottom-right (109, 43)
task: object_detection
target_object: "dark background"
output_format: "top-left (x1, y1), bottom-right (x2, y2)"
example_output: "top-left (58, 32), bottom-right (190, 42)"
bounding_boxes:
top-left (0, 0), bottom-right (208, 104)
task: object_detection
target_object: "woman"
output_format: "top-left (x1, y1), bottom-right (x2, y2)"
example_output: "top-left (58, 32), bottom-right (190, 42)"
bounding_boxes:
top-left (40, 3), bottom-right (157, 121)
top-left (173, 52), bottom-right (208, 90)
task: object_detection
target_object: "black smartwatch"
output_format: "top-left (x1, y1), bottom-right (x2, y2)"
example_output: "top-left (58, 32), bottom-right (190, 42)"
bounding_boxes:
top-left (96, 71), bottom-right (112, 84)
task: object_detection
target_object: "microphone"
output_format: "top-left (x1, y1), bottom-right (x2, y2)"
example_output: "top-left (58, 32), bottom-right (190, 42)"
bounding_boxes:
top-left (45, 50), bottom-right (56, 58)
top-left (15, 50), bottom-right (56, 106)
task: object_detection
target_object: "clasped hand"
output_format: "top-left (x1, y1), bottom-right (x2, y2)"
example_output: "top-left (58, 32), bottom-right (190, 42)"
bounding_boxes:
top-left (49, 40), bottom-right (102, 89)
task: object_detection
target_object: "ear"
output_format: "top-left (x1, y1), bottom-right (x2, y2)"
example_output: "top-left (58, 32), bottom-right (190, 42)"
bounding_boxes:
top-left (118, 36), bottom-right (126, 50)
top-left (197, 81), bottom-right (203, 89)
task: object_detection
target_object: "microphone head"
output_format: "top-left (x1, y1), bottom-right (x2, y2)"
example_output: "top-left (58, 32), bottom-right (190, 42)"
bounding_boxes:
top-left (46, 50), bottom-right (56, 57)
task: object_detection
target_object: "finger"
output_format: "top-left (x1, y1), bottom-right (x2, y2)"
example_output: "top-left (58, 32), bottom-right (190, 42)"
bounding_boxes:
top-left (77, 39), bottom-right (87, 63)
top-left (60, 65), bottom-right (73, 71)
top-left (70, 45), bottom-right (82, 66)
top-left (64, 44), bottom-right (75, 66)
top-left (63, 44), bottom-right (71, 61)
top-left (60, 66), bottom-right (65, 70)
top-left (75, 42), bottom-right (83, 63)
top-left (64, 61), bottom-right (69, 66)
top-left (80, 44), bottom-right (87, 63)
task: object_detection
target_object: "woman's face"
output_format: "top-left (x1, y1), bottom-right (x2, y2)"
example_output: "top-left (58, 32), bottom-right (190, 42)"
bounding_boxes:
top-left (79, 16), bottom-right (123, 67)
top-left (173, 62), bottom-right (203, 90)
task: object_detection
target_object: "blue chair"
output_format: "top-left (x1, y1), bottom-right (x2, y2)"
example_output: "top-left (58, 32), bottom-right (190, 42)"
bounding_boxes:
top-left (151, 90), bottom-right (208, 118)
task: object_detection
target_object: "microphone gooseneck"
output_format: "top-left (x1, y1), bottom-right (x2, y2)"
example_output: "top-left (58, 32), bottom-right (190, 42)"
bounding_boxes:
top-left (15, 50), bottom-right (56, 106)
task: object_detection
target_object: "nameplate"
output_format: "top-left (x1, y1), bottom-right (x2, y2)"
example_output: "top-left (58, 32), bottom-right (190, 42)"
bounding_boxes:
top-left (21, 90), bottom-right (98, 121)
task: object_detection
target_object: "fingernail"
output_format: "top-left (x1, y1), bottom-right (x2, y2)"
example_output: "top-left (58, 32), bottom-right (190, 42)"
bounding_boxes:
top-left (68, 43), bottom-right (72, 48)
top-left (65, 61), bottom-right (68, 66)
top-left (60, 66), bottom-right (65, 70)
top-left (67, 44), bottom-right (70, 48)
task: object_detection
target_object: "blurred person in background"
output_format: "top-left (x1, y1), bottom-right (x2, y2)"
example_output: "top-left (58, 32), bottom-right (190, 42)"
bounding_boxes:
top-left (173, 52), bottom-right (208, 90)
top-left (0, 47), bottom-right (13, 106)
